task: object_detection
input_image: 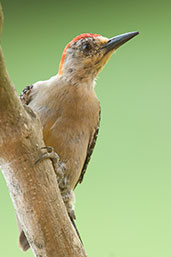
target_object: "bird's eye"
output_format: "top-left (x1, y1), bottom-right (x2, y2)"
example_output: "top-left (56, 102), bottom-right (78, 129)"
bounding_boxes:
top-left (82, 42), bottom-right (92, 53)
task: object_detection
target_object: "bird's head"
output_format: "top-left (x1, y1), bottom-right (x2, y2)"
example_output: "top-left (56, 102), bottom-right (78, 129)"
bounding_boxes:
top-left (58, 32), bottom-right (139, 85)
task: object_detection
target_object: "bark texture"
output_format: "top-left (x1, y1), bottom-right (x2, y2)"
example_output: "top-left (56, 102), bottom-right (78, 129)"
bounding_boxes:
top-left (0, 4), bottom-right (88, 257)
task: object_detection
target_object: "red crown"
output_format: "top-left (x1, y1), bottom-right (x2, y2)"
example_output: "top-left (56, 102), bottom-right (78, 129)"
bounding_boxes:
top-left (58, 33), bottom-right (101, 75)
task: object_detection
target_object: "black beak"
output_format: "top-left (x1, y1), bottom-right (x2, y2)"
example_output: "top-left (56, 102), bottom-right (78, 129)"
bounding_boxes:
top-left (102, 31), bottom-right (139, 52)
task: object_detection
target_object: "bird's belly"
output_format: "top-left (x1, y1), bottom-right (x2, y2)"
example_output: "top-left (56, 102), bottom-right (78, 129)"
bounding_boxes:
top-left (29, 85), bottom-right (100, 189)
top-left (43, 120), bottom-right (89, 189)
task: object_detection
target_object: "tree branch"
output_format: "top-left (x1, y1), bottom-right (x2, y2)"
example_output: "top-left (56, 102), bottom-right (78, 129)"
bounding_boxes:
top-left (0, 4), bottom-right (88, 257)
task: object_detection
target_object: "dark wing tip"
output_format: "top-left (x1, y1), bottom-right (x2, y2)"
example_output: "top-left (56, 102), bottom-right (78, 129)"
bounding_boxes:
top-left (76, 109), bottom-right (101, 186)
top-left (20, 84), bottom-right (33, 105)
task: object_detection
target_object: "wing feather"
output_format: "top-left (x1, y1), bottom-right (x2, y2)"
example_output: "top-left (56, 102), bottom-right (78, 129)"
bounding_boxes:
top-left (76, 109), bottom-right (101, 186)
top-left (20, 84), bottom-right (34, 105)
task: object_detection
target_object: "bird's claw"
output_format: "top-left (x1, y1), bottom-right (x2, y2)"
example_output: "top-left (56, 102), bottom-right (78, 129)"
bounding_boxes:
top-left (35, 146), bottom-right (59, 163)
top-left (35, 146), bottom-right (65, 182)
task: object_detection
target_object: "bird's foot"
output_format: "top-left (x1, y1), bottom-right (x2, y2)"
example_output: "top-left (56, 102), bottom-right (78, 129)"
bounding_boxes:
top-left (35, 146), bottom-right (65, 182)
top-left (35, 147), bottom-right (75, 218)
top-left (35, 149), bottom-right (81, 241)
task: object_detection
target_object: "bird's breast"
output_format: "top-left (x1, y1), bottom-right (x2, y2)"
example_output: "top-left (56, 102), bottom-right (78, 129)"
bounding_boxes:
top-left (33, 84), bottom-right (100, 188)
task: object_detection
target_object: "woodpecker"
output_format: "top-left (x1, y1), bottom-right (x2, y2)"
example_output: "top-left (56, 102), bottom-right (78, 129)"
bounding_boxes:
top-left (19, 31), bottom-right (139, 250)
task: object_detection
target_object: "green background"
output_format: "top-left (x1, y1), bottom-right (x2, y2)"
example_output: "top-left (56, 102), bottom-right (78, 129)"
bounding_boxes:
top-left (0, 0), bottom-right (171, 256)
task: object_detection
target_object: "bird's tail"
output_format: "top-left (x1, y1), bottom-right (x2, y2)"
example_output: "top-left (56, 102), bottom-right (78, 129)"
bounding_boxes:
top-left (17, 215), bottom-right (82, 251)
top-left (19, 230), bottom-right (30, 251)
top-left (69, 214), bottom-right (83, 244)
top-left (16, 214), bottom-right (30, 251)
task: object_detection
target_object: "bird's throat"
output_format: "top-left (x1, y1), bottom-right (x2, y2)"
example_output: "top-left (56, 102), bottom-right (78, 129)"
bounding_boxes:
top-left (61, 68), bottom-right (96, 88)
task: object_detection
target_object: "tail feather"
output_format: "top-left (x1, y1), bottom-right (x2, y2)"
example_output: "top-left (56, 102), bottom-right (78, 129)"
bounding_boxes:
top-left (17, 213), bottom-right (82, 251)
top-left (18, 216), bottom-right (82, 251)
top-left (19, 230), bottom-right (30, 251)
top-left (16, 214), bottom-right (30, 251)
top-left (69, 214), bottom-right (83, 244)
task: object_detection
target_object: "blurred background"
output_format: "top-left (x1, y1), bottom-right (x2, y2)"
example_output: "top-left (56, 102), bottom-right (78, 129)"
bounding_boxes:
top-left (0, 0), bottom-right (171, 256)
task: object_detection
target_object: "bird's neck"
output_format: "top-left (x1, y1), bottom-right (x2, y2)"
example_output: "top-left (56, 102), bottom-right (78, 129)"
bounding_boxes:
top-left (59, 69), bottom-right (96, 89)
